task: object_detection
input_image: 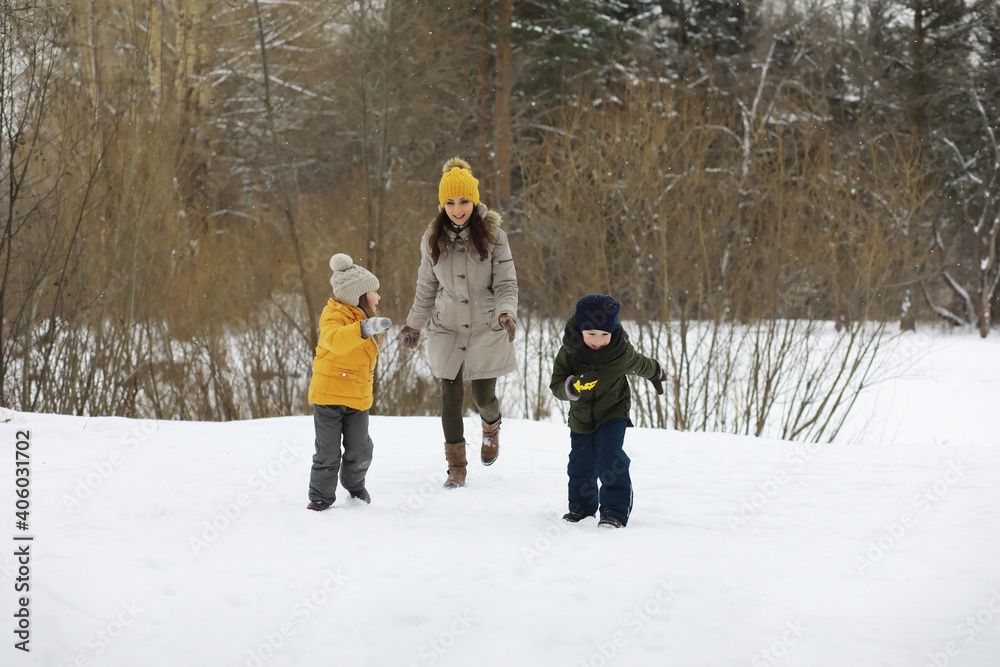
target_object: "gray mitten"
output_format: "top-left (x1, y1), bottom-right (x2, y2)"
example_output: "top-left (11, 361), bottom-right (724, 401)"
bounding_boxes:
top-left (360, 317), bottom-right (392, 339)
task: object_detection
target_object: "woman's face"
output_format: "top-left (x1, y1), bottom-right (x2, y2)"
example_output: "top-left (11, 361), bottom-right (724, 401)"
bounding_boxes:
top-left (444, 197), bottom-right (474, 226)
top-left (365, 290), bottom-right (380, 309)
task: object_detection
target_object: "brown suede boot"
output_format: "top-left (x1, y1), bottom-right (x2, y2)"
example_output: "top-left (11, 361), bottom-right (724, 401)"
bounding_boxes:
top-left (444, 442), bottom-right (467, 488)
top-left (481, 417), bottom-right (501, 466)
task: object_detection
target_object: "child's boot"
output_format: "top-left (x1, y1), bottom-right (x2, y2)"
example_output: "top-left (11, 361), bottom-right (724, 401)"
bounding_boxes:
top-left (444, 442), bottom-right (467, 488)
top-left (481, 416), bottom-right (501, 465)
top-left (348, 487), bottom-right (371, 504)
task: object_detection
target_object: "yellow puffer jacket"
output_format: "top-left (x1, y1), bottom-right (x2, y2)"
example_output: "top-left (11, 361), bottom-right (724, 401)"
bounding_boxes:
top-left (308, 299), bottom-right (379, 410)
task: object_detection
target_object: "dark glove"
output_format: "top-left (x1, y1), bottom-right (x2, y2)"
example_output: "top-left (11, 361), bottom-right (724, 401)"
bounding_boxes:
top-left (565, 366), bottom-right (599, 400)
top-left (396, 325), bottom-right (421, 349)
top-left (648, 360), bottom-right (666, 396)
top-left (499, 313), bottom-right (516, 342)
top-left (360, 317), bottom-right (392, 339)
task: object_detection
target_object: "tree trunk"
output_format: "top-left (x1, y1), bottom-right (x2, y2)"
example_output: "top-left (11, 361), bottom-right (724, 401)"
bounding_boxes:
top-left (911, 2), bottom-right (927, 147)
top-left (252, 0), bottom-right (318, 350)
top-left (477, 0), bottom-right (492, 172)
top-left (149, 0), bottom-right (163, 107)
top-left (174, 0), bottom-right (190, 107)
top-left (194, 0), bottom-right (211, 112)
top-left (369, 0), bottom-right (395, 281)
top-left (981, 219), bottom-right (1000, 337)
top-left (87, 0), bottom-right (101, 122)
top-left (493, 0), bottom-right (512, 210)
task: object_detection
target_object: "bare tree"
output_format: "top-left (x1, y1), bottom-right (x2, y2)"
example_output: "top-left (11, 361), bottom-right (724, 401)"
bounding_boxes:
top-left (249, 0), bottom-right (319, 349)
top-left (1, 1), bottom-right (72, 408)
top-left (516, 75), bottom-right (927, 441)
top-left (493, 0), bottom-right (513, 210)
top-left (925, 89), bottom-right (1000, 336)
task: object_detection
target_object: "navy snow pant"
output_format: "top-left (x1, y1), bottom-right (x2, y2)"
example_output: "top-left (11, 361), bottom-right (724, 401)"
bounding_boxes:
top-left (308, 404), bottom-right (373, 505)
top-left (567, 418), bottom-right (632, 525)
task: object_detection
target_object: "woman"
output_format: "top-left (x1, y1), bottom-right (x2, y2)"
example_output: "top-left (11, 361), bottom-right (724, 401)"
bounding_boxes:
top-left (397, 157), bottom-right (518, 488)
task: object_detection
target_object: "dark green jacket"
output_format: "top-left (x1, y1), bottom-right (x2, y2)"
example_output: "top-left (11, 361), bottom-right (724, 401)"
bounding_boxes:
top-left (549, 317), bottom-right (658, 434)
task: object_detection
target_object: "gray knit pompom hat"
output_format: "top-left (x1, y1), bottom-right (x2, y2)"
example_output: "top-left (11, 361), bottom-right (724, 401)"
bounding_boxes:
top-left (329, 254), bottom-right (379, 306)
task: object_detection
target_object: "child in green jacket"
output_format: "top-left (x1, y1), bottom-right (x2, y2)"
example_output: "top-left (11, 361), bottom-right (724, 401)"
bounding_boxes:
top-left (549, 294), bottom-right (665, 528)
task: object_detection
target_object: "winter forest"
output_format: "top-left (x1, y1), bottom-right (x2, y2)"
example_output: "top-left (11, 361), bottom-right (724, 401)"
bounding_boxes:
top-left (2, 0), bottom-right (1000, 432)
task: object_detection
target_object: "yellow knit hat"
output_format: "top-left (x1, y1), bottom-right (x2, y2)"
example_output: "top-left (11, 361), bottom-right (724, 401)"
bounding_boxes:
top-left (438, 157), bottom-right (480, 207)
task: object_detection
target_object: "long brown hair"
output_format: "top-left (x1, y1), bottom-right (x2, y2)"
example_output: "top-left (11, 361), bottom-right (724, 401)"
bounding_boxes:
top-left (428, 208), bottom-right (499, 265)
top-left (357, 295), bottom-right (384, 347)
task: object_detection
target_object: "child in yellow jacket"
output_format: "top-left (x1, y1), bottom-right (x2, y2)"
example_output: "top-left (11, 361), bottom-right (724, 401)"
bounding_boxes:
top-left (307, 254), bottom-right (391, 511)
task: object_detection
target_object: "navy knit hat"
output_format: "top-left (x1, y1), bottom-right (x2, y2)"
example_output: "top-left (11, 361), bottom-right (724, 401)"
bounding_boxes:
top-left (574, 294), bottom-right (621, 333)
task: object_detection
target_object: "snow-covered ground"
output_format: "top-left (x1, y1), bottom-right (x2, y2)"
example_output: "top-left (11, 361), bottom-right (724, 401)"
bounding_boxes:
top-left (2, 327), bottom-right (999, 667)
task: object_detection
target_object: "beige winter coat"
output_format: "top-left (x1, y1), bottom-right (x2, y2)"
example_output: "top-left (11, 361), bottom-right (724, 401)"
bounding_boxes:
top-left (405, 204), bottom-right (518, 381)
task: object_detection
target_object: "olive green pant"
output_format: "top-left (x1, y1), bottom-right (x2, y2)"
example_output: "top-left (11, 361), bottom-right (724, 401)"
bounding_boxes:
top-left (440, 366), bottom-right (500, 444)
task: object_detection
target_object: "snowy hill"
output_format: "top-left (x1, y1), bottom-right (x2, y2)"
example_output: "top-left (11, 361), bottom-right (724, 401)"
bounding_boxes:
top-left (2, 328), bottom-right (1000, 667)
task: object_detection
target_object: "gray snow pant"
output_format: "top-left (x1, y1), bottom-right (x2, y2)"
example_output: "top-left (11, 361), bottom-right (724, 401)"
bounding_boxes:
top-left (308, 404), bottom-right (374, 505)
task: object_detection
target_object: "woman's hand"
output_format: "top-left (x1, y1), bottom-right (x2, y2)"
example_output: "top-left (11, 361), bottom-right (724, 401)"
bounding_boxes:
top-left (397, 325), bottom-right (421, 349)
top-left (499, 313), bottom-right (516, 342)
